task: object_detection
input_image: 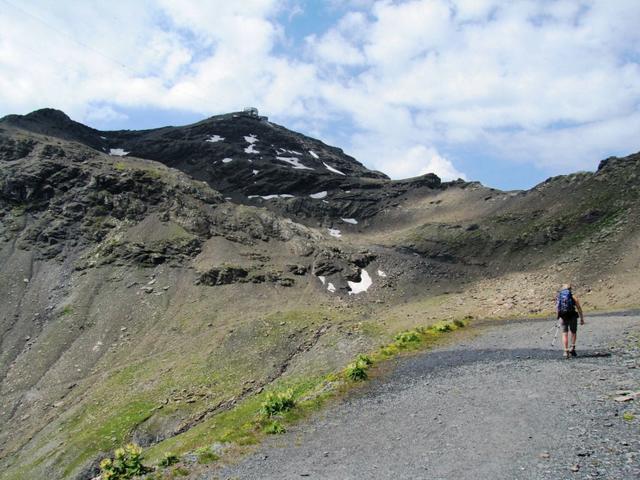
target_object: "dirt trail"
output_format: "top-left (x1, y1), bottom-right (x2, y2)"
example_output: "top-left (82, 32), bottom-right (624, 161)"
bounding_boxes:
top-left (219, 313), bottom-right (639, 480)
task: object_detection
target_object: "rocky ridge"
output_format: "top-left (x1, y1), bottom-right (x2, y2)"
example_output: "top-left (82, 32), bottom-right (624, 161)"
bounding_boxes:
top-left (0, 109), bottom-right (639, 480)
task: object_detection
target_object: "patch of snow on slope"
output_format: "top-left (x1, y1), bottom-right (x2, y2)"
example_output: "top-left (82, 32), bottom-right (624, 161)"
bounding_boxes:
top-left (342, 218), bottom-right (358, 224)
top-left (323, 162), bottom-right (345, 175)
top-left (244, 134), bottom-right (258, 143)
top-left (309, 150), bottom-right (319, 159)
top-left (327, 283), bottom-right (336, 293)
top-left (252, 169), bottom-right (259, 175)
top-left (328, 228), bottom-right (341, 238)
top-left (222, 158), bottom-right (233, 163)
top-left (377, 270), bottom-right (387, 277)
top-left (276, 156), bottom-right (313, 170)
top-left (109, 148), bottom-right (129, 156)
top-left (260, 194), bottom-right (295, 199)
top-left (245, 144), bottom-right (259, 154)
top-left (206, 135), bottom-right (224, 143)
top-left (348, 270), bottom-right (372, 295)
top-left (309, 191), bottom-right (327, 199)
top-left (318, 275), bottom-right (326, 285)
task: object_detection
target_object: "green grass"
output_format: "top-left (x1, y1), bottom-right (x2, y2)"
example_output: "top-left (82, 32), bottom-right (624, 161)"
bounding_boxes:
top-left (262, 420), bottom-right (286, 434)
top-left (5, 304), bottom-right (466, 479)
top-left (344, 354), bottom-right (373, 381)
top-left (622, 411), bottom-right (635, 421)
top-left (195, 447), bottom-right (219, 464)
top-left (260, 389), bottom-right (295, 416)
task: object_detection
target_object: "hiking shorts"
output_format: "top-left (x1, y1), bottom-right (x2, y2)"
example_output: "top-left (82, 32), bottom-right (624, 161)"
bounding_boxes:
top-left (559, 312), bottom-right (579, 334)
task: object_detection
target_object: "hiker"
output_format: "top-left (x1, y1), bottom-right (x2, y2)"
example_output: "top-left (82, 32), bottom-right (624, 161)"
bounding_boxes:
top-left (556, 283), bottom-right (585, 358)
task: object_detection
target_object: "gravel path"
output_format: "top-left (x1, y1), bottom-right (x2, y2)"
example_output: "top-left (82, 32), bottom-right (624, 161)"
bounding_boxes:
top-left (219, 313), bottom-right (640, 480)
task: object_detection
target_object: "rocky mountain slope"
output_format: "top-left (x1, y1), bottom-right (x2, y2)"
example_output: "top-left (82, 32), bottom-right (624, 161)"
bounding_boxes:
top-left (0, 109), bottom-right (638, 479)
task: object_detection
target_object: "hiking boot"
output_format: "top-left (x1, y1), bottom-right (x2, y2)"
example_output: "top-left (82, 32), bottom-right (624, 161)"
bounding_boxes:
top-left (570, 347), bottom-right (577, 357)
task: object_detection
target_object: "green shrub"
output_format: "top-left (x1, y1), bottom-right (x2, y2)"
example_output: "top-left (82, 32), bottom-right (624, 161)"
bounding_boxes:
top-left (345, 362), bottom-right (368, 381)
top-left (195, 447), bottom-right (219, 464)
top-left (430, 321), bottom-right (452, 333)
top-left (158, 452), bottom-right (179, 467)
top-left (263, 420), bottom-right (286, 434)
top-left (100, 443), bottom-right (149, 479)
top-left (261, 390), bottom-right (295, 416)
top-left (380, 344), bottom-right (399, 357)
top-left (345, 354), bottom-right (373, 381)
top-left (394, 330), bottom-right (421, 347)
top-left (622, 412), bottom-right (635, 421)
top-left (356, 354), bottom-right (373, 366)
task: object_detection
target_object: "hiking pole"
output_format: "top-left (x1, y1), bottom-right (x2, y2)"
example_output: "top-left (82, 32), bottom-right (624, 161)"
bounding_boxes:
top-left (550, 321), bottom-right (560, 347)
top-left (539, 321), bottom-right (557, 341)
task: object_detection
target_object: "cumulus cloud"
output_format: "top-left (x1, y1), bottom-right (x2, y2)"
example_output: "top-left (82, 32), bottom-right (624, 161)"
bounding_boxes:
top-left (1, 0), bottom-right (639, 187)
top-left (380, 145), bottom-right (466, 181)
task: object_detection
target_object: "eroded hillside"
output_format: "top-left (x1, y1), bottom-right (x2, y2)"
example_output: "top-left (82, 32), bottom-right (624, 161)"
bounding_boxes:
top-left (0, 110), bottom-right (639, 479)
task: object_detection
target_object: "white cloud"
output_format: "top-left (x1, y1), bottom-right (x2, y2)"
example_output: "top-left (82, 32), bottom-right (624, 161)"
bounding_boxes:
top-left (0, 0), bottom-right (639, 186)
top-left (84, 105), bottom-right (128, 123)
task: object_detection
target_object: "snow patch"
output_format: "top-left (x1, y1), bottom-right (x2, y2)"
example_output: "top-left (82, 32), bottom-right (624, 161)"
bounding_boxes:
top-left (318, 275), bottom-right (326, 285)
top-left (309, 191), bottom-right (327, 199)
top-left (377, 270), bottom-right (387, 277)
top-left (328, 228), bottom-right (342, 238)
top-left (341, 218), bottom-right (358, 225)
top-left (323, 162), bottom-right (345, 175)
top-left (245, 144), bottom-right (259, 154)
top-left (309, 150), bottom-right (319, 159)
top-left (109, 148), bottom-right (129, 156)
top-left (276, 156), bottom-right (313, 170)
top-left (348, 270), bottom-right (372, 295)
top-left (252, 169), bottom-right (259, 175)
top-left (206, 134), bottom-right (224, 143)
top-left (99, 136), bottom-right (107, 140)
top-left (327, 283), bottom-right (336, 293)
top-left (222, 158), bottom-right (233, 163)
top-left (260, 194), bottom-right (295, 200)
top-left (244, 134), bottom-right (258, 144)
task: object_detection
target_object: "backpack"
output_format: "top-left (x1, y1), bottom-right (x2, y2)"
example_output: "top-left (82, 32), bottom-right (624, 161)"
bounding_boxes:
top-left (557, 288), bottom-right (575, 314)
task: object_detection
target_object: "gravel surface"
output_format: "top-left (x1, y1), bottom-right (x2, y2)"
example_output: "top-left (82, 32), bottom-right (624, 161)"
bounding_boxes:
top-left (218, 313), bottom-right (639, 480)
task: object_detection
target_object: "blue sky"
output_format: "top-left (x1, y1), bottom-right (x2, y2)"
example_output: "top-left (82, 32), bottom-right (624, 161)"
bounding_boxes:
top-left (1, 0), bottom-right (640, 190)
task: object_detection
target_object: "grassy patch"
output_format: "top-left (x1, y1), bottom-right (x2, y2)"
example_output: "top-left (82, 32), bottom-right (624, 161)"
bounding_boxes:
top-left (260, 389), bottom-right (295, 416)
top-left (622, 411), bottom-right (635, 421)
top-left (344, 354), bottom-right (373, 381)
top-left (141, 319), bottom-right (466, 466)
top-left (262, 420), bottom-right (286, 434)
top-left (195, 447), bottom-right (219, 464)
top-left (377, 319), bottom-right (467, 359)
top-left (158, 452), bottom-right (179, 467)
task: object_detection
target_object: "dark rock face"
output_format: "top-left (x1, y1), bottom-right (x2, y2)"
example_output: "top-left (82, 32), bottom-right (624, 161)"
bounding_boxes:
top-left (1, 109), bottom-right (445, 225)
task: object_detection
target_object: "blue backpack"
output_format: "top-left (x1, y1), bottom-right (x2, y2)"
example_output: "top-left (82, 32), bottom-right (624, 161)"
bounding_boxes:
top-left (557, 289), bottom-right (575, 314)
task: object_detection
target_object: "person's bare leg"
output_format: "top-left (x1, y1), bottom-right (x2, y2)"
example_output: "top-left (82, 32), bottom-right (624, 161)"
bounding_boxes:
top-left (562, 332), bottom-right (569, 356)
